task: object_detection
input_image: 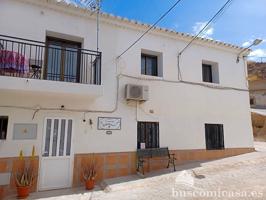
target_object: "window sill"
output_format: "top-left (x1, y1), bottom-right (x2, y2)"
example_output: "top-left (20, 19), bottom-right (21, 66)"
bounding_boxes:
top-left (140, 74), bottom-right (163, 80)
top-left (202, 81), bottom-right (220, 86)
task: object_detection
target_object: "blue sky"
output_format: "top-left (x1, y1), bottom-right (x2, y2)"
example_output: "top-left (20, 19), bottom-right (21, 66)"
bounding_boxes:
top-left (69, 0), bottom-right (266, 61)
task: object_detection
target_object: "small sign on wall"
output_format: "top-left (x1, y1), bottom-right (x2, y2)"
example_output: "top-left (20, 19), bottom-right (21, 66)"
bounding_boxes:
top-left (13, 123), bottom-right (37, 140)
top-left (106, 131), bottom-right (112, 135)
top-left (98, 117), bottom-right (121, 130)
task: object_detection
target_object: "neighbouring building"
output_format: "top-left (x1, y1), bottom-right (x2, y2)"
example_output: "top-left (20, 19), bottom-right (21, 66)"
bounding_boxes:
top-left (0, 0), bottom-right (254, 197)
top-left (248, 61), bottom-right (266, 141)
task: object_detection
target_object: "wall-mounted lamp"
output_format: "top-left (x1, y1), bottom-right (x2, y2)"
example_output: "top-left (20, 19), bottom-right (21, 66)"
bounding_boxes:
top-left (237, 39), bottom-right (263, 63)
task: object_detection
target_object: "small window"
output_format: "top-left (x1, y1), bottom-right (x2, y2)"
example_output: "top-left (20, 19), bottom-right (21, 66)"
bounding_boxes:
top-left (202, 64), bottom-right (213, 82)
top-left (141, 54), bottom-right (158, 76)
top-left (250, 97), bottom-right (255, 105)
top-left (137, 122), bottom-right (159, 149)
top-left (202, 61), bottom-right (219, 83)
top-left (205, 124), bottom-right (224, 150)
top-left (0, 116), bottom-right (8, 140)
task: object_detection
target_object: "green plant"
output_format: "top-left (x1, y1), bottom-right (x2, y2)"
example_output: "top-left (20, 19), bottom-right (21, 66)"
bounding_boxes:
top-left (83, 156), bottom-right (97, 181)
top-left (15, 168), bottom-right (34, 187)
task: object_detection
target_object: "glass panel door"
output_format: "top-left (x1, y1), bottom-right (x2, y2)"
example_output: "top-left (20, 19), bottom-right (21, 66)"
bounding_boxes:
top-left (45, 37), bottom-right (81, 83)
top-left (41, 118), bottom-right (74, 190)
top-left (43, 118), bottom-right (73, 157)
top-left (64, 47), bottom-right (79, 82)
top-left (46, 44), bottom-right (62, 81)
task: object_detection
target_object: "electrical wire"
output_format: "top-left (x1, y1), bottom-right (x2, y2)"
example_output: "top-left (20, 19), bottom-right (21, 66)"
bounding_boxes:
top-left (210, 0), bottom-right (234, 25)
top-left (120, 73), bottom-right (248, 91)
top-left (179, 0), bottom-right (234, 56)
top-left (177, 0), bottom-right (234, 81)
top-left (0, 71), bottom-right (248, 120)
top-left (117, 0), bottom-right (183, 59)
top-left (0, 0), bottom-right (247, 118)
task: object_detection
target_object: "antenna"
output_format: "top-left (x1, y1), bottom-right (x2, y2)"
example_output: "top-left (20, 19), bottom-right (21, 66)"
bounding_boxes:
top-left (96, 0), bottom-right (100, 52)
top-left (73, 0), bottom-right (101, 52)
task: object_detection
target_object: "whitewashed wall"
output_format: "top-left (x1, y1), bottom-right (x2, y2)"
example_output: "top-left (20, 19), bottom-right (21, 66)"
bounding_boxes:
top-left (0, 0), bottom-right (253, 157)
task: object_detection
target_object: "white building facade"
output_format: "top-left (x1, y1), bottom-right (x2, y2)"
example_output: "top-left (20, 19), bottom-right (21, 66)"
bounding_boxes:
top-left (0, 0), bottom-right (254, 196)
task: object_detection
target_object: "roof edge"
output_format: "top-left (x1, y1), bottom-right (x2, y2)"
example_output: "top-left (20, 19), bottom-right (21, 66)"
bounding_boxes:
top-left (19, 0), bottom-right (247, 53)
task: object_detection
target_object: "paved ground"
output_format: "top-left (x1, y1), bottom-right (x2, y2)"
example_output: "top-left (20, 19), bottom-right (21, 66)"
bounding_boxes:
top-left (10, 142), bottom-right (266, 200)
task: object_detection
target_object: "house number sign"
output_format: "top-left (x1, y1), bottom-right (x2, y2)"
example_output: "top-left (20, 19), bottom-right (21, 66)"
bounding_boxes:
top-left (98, 117), bottom-right (121, 130)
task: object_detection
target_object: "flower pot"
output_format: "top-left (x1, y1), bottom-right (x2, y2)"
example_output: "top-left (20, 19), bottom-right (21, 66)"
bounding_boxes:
top-left (85, 179), bottom-right (95, 190)
top-left (16, 186), bottom-right (30, 199)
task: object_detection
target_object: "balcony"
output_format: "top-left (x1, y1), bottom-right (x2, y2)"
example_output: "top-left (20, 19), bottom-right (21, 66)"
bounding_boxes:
top-left (0, 34), bottom-right (103, 97)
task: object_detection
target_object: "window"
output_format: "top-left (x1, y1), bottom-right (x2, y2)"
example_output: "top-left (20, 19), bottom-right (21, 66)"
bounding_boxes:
top-left (45, 37), bottom-right (81, 83)
top-left (205, 124), bottom-right (224, 150)
top-left (0, 116), bottom-right (8, 140)
top-left (202, 61), bottom-right (219, 83)
top-left (250, 97), bottom-right (255, 105)
top-left (141, 54), bottom-right (158, 76)
top-left (202, 64), bottom-right (213, 82)
top-left (137, 122), bottom-right (159, 149)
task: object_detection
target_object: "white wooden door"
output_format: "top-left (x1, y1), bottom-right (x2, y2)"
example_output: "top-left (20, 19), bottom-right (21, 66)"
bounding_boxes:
top-left (39, 118), bottom-right (73, 191)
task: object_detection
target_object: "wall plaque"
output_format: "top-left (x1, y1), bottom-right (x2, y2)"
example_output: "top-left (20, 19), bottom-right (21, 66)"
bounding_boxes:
top-left (13, 123), bottom-right (37, 140)
top-left (98, 117), bottom-right (121, 130)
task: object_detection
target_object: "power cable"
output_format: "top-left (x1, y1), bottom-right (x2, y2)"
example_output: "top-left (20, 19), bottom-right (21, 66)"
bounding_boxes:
top-left (179, 0), bottom-right (233, 56)
top-left (177, 0), bottom-right (234, 81)
top-left (117, 0), bottom-right (183, 59)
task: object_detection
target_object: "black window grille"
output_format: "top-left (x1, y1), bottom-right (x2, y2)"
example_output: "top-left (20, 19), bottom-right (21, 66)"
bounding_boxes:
top-left (205, 124), bottom-right (224, 150)
top-left (137, 122), bottom-right (159, 149)
top-left (0, 34), bottom-right (101, 85)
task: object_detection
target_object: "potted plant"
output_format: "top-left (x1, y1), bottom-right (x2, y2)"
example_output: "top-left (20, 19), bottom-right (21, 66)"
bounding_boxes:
top-left (15, 167), bottom-right (34, 199)
top-left (83, 156), bottom-right (97, 190)
top-left (15, 147), bottom-right (36, 199)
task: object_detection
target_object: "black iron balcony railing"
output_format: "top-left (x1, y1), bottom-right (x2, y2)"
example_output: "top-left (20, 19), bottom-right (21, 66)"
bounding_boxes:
top-left (0, 34), bottom-right (101, 85)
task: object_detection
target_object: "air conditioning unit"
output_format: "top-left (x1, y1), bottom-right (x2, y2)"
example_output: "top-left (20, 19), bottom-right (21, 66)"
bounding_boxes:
top-left (125, 84), bottom-right (149, 101)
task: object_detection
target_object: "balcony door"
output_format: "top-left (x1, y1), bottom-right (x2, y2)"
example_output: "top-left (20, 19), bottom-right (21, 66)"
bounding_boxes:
top-left (45, 37), bottom-right (81, 83)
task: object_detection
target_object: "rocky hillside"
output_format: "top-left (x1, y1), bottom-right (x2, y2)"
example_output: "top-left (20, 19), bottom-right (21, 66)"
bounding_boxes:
top-left (248, 62), bottom-right (266, 80)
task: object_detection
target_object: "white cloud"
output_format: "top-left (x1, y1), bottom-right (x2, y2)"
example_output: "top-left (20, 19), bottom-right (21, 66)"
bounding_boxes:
top-left (249, 49), bottom-right (266, 57)
top-left (248, 49), bottom-right (266, 62)
top-left (192, 22), bottom-right (214, 38)
top-left (242, 41), bottom-right (252, 47)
